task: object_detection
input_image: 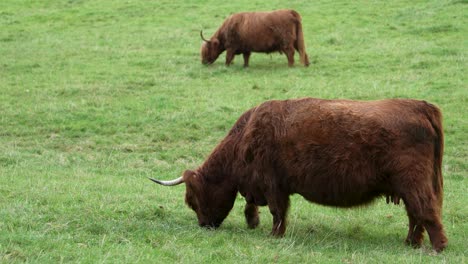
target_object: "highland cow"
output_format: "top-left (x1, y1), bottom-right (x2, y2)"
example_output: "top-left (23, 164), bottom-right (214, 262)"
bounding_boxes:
top-left (200, 9), bottom-right (310, 67)
top-left (150, 98), bottom-right (448, 252)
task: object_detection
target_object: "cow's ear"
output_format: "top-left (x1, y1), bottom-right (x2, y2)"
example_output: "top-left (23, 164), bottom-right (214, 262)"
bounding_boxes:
top-left (184, 170), bottom-right (202, 194)
top-left (212, 38), bottom-right (220, 49)
top-left (183, 170), bottom-right (197, 181)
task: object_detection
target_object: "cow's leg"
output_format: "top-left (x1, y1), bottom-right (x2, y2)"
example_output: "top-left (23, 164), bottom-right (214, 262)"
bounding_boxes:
top-left (405, 213), bottom-right (425, 247)
top-left (424, 213), bottom-right (448, 252)
top-left (401, 184), bottom-right (447, 252)
top-left (267, 191), bottom-right (290, 237)
top-left (244, 202), bottom-right (259, 229)
top-left (284, 47), bottom-right (295, 67)
top-left (225, 49), bottom-right (235, 66)
top-left (388, 193), bottom-right (424, 246)
top-left (242, 52), bottom-right (251, 67)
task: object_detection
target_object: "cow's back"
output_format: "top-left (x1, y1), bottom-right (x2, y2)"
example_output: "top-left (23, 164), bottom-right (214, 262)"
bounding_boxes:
top-left (223, 10), bottom-right (300, 52)
top-left (239, 98), bottom-right (440, 207)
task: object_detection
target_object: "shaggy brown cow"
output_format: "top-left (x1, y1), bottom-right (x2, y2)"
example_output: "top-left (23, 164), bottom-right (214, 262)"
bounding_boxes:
top-left (150, 98), bottom-right (448, 252)
top-left (200, 9), bottom-right (310, 67)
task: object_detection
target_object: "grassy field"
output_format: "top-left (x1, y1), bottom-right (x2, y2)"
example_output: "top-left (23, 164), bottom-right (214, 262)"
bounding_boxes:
top-left (0, 0), bottom-right (466, 263)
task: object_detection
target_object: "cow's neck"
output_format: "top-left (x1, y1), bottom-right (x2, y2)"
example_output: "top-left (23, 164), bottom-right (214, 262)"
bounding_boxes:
top-left (198, 138), bottom-right (236, 185)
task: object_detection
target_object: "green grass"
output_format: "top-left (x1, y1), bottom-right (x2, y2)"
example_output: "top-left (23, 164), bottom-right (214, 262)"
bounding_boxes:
top-left (1, 0), bottom-right (467, 262)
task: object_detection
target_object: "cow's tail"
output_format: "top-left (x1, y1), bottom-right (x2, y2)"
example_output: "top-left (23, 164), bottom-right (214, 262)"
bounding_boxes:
top-left (425, 102), bottom-right (444, 210)
top-left (292, 11), bottom-right (310, 67)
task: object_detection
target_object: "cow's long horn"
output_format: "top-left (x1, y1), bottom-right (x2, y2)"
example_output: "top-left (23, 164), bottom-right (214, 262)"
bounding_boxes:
top-left (200, 30), bottom-right (210, 42)
top-left (148, 176), bottom-right (184, 186)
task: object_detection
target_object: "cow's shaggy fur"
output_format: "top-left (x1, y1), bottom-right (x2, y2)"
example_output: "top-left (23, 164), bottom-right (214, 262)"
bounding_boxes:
top-left (200, 9), bottom-right (310, 67)
top-left (157, 98), bottom-right (448, 252)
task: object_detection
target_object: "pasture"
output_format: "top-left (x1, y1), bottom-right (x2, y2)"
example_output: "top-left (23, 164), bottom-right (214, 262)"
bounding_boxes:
top-left (0, 0), bottom-right (466, 263)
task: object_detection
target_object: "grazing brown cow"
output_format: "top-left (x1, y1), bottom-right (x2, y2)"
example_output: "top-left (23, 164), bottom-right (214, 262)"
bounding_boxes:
top-left (200, 9), bottom-right (310, 67)
top-left (150, 98), bottom-right (448, 252)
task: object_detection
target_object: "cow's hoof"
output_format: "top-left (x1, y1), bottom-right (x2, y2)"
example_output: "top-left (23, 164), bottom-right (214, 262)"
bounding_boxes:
top-left (405, 238), bottom-right (423, 248)
top-left (433, 239), bottom-right (448, 253)
top-left (270, 222), bottom-right (285, 237)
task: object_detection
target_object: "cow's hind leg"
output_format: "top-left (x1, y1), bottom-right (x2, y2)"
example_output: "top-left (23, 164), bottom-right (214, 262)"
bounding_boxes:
top-left (284, 46), bottom-right (295, 67)
top-left (401, 185), bottom-right (447, 252)
top-left (266, 190), bottom-right (290, 237)
top-left (244, 202), bottom-right (259, 229)
top-left (424, 213), bottom-right (448, 252)
top-left (405, 213), bottom-right (425, 247)
top-left (388, 193), bottom-right (425, 246)
top-left (242, 52), bottom-right (251, 67)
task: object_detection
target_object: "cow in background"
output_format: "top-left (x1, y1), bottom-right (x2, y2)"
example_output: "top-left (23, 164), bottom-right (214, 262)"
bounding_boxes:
top-left (200, 9), bottom-right (310, 67)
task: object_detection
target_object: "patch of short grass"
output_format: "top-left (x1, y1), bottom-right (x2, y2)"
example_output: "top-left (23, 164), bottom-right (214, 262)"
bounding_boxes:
top-left (0, 0), bottom-right (466, 263)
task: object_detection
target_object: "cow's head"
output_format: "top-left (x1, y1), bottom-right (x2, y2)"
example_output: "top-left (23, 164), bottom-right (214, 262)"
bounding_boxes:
top-left (200, 31), bottom-right (222, 65)
top-left (149, 169), bottom-right (237, 228)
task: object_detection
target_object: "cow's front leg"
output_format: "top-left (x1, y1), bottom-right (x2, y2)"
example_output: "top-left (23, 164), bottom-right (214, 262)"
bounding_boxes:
top-left (242, 52), bottom-right (251, 67)
top-left (244, 202), bottom-right (259, 229)
top-left (267, 192), bottom-right (290, 237)
top-left (225, 49), bottom-right (235, 66)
